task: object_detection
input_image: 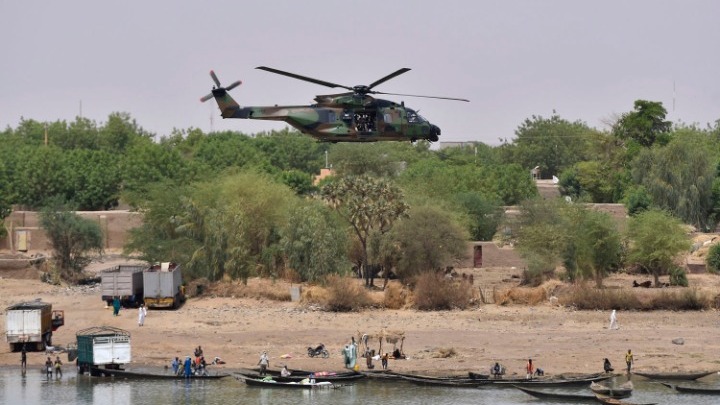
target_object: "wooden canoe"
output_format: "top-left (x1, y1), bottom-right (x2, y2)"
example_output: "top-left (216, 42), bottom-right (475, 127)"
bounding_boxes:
top-left (590, 381), bottom-right (633, 399)
top-left (395, 375), bottom-right (486, 387)
top-left (514, 385), bottom-right (599, 402)
top-left (236, 371), bottom-right (365, 383)
top-left (633, 371), bottom-right (717, 380)
top-left (661, 382), bottom-right (720, 394)
top-left (495, 373), bottom-right (613, 387)
top-left (90, 367), bottom-right (229, 380)
top-left (595, 394), bottom-right (658, 405)
top-left (244, 377), bottom-right (337, 389)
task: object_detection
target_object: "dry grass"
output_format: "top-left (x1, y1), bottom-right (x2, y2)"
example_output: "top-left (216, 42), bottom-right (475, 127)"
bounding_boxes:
top-left (557, 285), bottom-right (711, 310)
top-left (383, 282), bottom-right (411, 309)
top-left (413, 273), bottom-right (476, 310)
top-left (300, 276), bottom-right (373, 312)
top-left (432, 347), bottom-right (457, 358)
top-left (494, 280), bottom-right (562, 305)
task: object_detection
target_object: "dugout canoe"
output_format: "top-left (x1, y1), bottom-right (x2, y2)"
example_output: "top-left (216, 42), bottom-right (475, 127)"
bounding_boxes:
top-left (494, 373), bottom-right (613, 387)
top-left (243, 377), bottom-right (337, 389)
top-left (513, 385), bottom-right (599, 402)
top-left (396, 374), bottom-right (486, 387)
top-left (90, 367), bottom-right (229, 380)
top-left (660, 382), bottom-right (720, 394)
top-left (633, 371), bottom-right (716, 380)
top-left (595, 394), bottom-right (658, 405)
top-left (590, 381), bottom-right (633, 399)
top-left (236, 371), bottom-right (365, 383)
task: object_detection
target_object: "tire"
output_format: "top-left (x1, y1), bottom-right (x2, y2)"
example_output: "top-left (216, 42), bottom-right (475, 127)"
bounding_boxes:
top-left (321, 350), bottom-right (329, 359)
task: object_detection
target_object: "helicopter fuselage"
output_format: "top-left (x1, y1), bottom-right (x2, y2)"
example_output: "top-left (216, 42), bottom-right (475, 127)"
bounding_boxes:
top-left (213, 88), bottom-right (440, 142)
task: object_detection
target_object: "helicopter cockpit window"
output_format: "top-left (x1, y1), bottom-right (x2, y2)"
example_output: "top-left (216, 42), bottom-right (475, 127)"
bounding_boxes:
top-left (407, 109), bottom-right (427, 123)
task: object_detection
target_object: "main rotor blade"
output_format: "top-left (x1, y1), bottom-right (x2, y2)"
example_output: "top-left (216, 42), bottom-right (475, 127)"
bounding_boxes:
top-left (367, 68), bottom-right (411, 90)
top-left (210, 70), bottom-right (221, 88)
top-left (373, 91), bottom-right (469, 102)
top-left (256, 66), bottom-right (353, 91)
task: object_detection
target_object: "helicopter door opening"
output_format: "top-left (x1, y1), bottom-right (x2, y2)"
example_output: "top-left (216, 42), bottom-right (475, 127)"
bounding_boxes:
top-left (354, 110), bottom-right (376, 133)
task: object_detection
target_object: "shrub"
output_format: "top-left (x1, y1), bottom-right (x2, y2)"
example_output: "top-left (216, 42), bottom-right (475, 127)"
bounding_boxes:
top-left (324, 275), bottom-right (372, 312)
top-left (413, 272), bottom-right (475, 310)
top-left (706, 243), bottom-right (720, 274)
top-left (652, 289), bottom-right (709, 310)
top-left (668, 267), bottom-right (688, 287)
top-left (383, 283), bottom-right (410, 309)
top-left (558, 286), bottom-right (642, 310)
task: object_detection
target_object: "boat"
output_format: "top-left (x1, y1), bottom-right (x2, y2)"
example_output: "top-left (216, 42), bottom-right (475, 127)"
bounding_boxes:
top-left (90, 367), bottom-right (229, 380)
top-left (595, 394), bottom-right (658, 405)
top-left (633, 371), bottom-right (717, 380)
top-left (513, 385), bottom-right (599, 402)
top-left (235, 371), bottom-right (365, 383)
top-left (359, 369), bottom-right (403, 380)
top-left (494, 373), bottom-right (613, 387)
top-left (590, 381), bottom-right (633, 399)
top-left (660, 382), bottom-right (720, 394)
top-left (243, 377), bottom-right (338, 389)
top-left (395, 374), bottom-right (486, 387)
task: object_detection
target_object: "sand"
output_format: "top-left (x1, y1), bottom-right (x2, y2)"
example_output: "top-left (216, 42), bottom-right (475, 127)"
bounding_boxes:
top-left (1, 261), bottom-right (719, 378)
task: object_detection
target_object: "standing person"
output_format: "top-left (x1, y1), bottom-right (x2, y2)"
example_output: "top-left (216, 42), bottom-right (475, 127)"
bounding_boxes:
top-left (20, 345), bottom-right (27, 370)
top-left (381, 353), bottom-right (389, 370)
top-left (171, 357), bottom-right (180, 375)
top-left (45, 357), bottom-right (53, 377)
top-left (183, 356), bottom-right (192, 378)
top-left (137, 304), bottom-right (147, 326)
top-left (258, 352), bottom-right (270, 376)
top-left (625, 349), bottom-right (634, 374)
top-left (609, 309), bottom-right (619, 330)
top-left (54, 356), bottom-right (63, 378)
top-left (112, 296), bottom-right (121, 316)
top-left (526, 358), bottom-right (534, 380)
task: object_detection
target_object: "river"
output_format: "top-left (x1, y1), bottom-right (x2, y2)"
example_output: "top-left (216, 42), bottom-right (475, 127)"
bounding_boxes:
top-left (1, 368), bottom-right (718, 404)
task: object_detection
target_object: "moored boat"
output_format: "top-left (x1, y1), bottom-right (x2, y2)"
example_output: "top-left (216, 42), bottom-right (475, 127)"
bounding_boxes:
top-left (243, 377), bottom-right (337, 389)
top-left (633, 371), bottom-right (716, 380)
top-left (590, 380), bottom-right (633, 399)
top-left (236, 371), bottom-right (365, 383)
top-left (494, 373), bottom-right (613, 387)
top-left (513, 385), bottom-right (599, 402)
top-left (660, 382), bottom-right (720, 394)
top-left (595, 394), bottom-right (658, 405)
top-left (90, 366), bottom-right (228, 380)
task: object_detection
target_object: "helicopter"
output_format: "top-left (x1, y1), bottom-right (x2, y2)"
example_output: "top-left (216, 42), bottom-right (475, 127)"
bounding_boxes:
top-left (200, 67), bottom-right (468, 143)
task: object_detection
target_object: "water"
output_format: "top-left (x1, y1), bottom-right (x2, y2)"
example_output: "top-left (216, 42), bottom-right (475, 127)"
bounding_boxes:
top-left (1, 368), bottom-right (718, 404)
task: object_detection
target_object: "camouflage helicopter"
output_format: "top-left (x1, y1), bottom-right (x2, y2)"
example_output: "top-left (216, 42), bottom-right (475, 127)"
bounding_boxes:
top-left (200, 67), bottom-right (468, 143)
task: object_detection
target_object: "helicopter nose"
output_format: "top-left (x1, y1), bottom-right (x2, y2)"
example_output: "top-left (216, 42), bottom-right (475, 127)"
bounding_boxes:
top-left (428, 124), bottom-right (440, 142)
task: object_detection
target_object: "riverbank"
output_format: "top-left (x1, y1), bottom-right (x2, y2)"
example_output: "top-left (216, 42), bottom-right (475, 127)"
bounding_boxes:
top-left (1, 270), bottom-right (719, 377)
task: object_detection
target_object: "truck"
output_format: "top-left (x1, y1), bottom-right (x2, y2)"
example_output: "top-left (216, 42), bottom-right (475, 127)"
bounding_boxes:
top-left (142, 262), bottom-right (185, 309)
top-left (73, 326), bottom-right (131, 375)
top-left (5, 301), bottom-right (64, 351)
top-left (100, 264), bottom-right (145, 307)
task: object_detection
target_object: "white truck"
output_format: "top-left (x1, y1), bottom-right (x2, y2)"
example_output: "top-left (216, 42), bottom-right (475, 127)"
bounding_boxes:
top-left (73, 326), bottom-right (131, 375)
top-left (5, 301), bottom-right (64, 351)
top-left (143, 262), bottom-right (185, 309)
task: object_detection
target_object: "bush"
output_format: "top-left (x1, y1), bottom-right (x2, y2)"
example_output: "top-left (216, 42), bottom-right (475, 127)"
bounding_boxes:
top-left (557, 285), bottom-right (710, 310)
top-left (324, 275), bottom-right (372, 312)
top-left (668, 267), bottom-right (688, 287)
top-left (413, 272), bottom-right (475, 310)
top-left (383, 283), bottom-right (410, 309)
top-left (706, 243), bottom-right (720, 274)
top-left (652, 289), bottom-right (709, 310)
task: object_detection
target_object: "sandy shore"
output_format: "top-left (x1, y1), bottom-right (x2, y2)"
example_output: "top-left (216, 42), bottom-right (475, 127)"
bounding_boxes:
top-left (2, 268), bottom-right (719, 378)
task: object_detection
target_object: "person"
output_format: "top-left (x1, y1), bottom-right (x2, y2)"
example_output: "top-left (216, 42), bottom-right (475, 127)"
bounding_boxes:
top-left (54, 356), bottom-right (63, 378)
top-left (308, 373), bottom-right (316, 384)
top-left (258, 351), bottom-right (270, 376)
top-left (381, 353), bottom-right (389, 370)
top-left (45, 357), bottom-right (53, 377)
top-left (492, 362), bottom-right (502, 378)
top-left (194, 346), bottom-right (204, 357)
top-left (365, 349), bottom-right (374, 369)
top-left (20, 345), bottom-right (27, 370)
top-left (526, 358), bottom-right (534, 380)
top-left (625, 349), bottom-right (634, 374)
top-left (183, 356), bottom-right (192, 378)
top-left (609, 309), bottom-right (619, 330)
top-left (281, 365), bottom-right (291, 377)
top-left (171, 357), bottom-right (180, 375)
top-left (604, 358), bottom-right (614, 373)
top-left (138, 304), bottom-right (147, 326)
top-left (112, 296), bottom-right (121, 316)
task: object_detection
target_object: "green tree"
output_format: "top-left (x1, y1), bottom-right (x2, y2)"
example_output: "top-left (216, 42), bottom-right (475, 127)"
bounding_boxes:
top-left (614, 100), bottom-right (671, 147)
top-left (514, 198), bottom-right (568, 285)
top-left (454, 192), bottom-right (503, 241)
top-left (321, 175), bottom-right (409, 286)
top-left (281, 202), bottom-right (348, 282)
top-left (40, 201), bottom-right (104, 281)
top-left (626, 209), bottom-right (691, 287)
top-left (390, 205), bottom-right (468, 282)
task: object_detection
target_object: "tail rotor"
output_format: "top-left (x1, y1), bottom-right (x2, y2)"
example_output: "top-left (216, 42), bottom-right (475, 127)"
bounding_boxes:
top-left (200, 70), bottom-right (242, 102)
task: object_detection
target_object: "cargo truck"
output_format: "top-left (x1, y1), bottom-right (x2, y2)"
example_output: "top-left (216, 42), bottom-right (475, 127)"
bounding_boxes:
top-left (100, 264), bottom-right (145, 307)
top-left (143, 262), bottom-right (185, 309)
top-left (72, 326), bottom-right (131, 375)
top-left (5, 301), bottom-right (64, 351)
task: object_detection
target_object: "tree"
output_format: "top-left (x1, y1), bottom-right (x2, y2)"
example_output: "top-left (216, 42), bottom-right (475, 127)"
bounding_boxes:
top-left (626, 209), bottom-right (691, 287)
top-left (454, 192), bottom-right (503, 241)
top-left (281, 202), bottom-right (348, 282)
top-left (391, 205), bottom-right (468, 282)
top-left (614, 100), bottom-right (671, 147)
top-left (514, 198), bottom-right (568, 285)
top-left (40, 201), bottom-right (103, 281)
top-left (321, 175), bottom-right (409, 286)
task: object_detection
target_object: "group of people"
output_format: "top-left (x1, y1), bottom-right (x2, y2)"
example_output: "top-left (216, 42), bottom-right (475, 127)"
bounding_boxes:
top-left (111, 297), bottom-right (148, 327)
top-left (44, 356), bottom-right (63, 378)
top-left (603, 349), bottom-right (634, 374)
top-left (171, 346), bottom-right (210, 377)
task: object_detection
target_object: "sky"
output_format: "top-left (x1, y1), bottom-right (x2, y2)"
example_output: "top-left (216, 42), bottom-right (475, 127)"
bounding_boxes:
top-left (1, 0), bottom-right (719, 145)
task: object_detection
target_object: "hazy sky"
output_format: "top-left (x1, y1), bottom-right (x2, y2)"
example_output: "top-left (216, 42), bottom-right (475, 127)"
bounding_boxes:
top-left (2, 0), bottom-right (718, 145)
